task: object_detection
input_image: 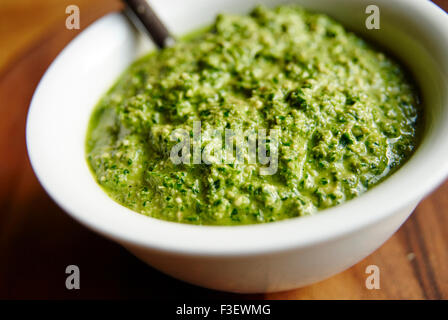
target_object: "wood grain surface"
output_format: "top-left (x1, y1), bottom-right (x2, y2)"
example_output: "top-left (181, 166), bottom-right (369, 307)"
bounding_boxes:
top-left (0, 0), bottom-right (447, 300)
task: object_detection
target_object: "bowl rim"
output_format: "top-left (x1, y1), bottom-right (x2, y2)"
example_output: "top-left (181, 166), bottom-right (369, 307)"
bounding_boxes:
top-left (26, 0), bottom-right (448, 256)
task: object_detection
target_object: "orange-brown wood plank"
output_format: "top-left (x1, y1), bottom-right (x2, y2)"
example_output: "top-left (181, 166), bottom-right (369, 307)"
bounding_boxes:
top-left (0, 0), bottom-right (446, 299)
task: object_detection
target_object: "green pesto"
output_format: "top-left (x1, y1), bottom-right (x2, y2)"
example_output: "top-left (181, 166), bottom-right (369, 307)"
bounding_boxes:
top-left (86, 5), bottom-right (421, 225)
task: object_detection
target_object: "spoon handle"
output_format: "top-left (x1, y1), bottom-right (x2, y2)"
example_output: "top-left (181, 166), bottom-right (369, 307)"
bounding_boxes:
top-left (123, 0), bottom-right (175, 48)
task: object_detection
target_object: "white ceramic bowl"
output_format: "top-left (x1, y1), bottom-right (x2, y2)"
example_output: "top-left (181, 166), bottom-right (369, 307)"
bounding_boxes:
top-left (26, 0), bottom-right (448, 293)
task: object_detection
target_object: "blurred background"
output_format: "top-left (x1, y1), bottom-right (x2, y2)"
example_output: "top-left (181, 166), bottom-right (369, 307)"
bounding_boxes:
top-left (0, 0), bottom-right (447, 299)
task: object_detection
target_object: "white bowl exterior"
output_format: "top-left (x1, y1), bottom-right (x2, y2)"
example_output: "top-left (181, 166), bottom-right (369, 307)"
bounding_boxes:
top-left (26, 0), bottom-right (448, 292)
top-left (124, 202), bottom-right (418, 293)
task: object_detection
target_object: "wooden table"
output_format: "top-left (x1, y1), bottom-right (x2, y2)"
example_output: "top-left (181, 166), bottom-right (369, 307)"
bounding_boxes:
top-left (0, 0), bottom-right (447, 299)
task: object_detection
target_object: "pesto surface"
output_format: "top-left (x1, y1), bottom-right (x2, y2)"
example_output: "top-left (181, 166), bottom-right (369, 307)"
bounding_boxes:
top-left (86, 6), bottom-right (420, 225)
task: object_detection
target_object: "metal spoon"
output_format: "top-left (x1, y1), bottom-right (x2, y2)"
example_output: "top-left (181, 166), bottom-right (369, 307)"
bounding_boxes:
top-left (123, 0), bottom-right (175, 48)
